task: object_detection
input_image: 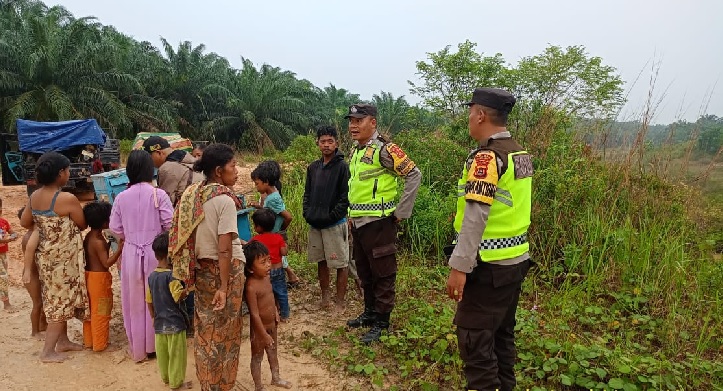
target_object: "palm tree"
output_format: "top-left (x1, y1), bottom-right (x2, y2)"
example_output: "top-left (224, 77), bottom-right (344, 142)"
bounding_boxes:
top-left (203, 58), bottom-right (310, 149)
top-left (159, 38), bottom-right (233, 137)
top-left (0, 4), bottom-right (146, 135)
top-left (373, 91), bottom-right (411, 135)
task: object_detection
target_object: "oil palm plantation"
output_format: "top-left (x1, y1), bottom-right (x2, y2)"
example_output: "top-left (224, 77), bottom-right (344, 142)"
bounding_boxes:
top-left (203, 58), bottom-right (311, 149)
top-left (0, 3), bottom-right (150, 135)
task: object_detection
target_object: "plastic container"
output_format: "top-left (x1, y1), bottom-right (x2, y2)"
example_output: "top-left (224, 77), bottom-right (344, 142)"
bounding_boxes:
top-left (237, 208), bottom-right (254, 242)
top-left (91, 168), bottom-right (129, 204)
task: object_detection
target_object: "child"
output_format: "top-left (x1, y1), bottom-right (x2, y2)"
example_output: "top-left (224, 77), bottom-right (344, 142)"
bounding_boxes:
top-left (191, 143), bottom-right (205, 159)
top-left (250, 208), bottom-right (290, 321)
top-left (82, 201), bottom-right (122, 352)
top-left (250, 161), bottom-right (301, 288)
top-left (0, 197), bottom-right (19, 312)
top-left (19, 207), bottom-right (47, 338)
top-left (146, 232), bottom-right (191, 390)
top-left (243, 241), bottom-right (292, 391)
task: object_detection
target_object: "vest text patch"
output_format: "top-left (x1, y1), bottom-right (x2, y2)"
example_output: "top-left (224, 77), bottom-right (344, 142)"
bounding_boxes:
top-left (512, 154), bottom-right (533, 179)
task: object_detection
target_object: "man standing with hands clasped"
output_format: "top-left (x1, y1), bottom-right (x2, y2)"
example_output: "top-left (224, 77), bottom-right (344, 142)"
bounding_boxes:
top-left (345, 103), bottom-right (421, 344)
top-left (446, 88), bottom-right (534, 391)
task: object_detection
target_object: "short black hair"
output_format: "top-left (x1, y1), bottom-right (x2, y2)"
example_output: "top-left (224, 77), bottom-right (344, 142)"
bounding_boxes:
top-left (480, 105), bottom-right (509, 127)
top-left (193, 143), bottom-right (206, 151)
top-left (193, 143), bottom-right (235, 178)
top-left (316, 125), bottom-right (338, 140)
top-left (126, 150), bottom-right (155, 185)
top-left (36, 152), bottom-right (70, 186)
top-left (243, 240), bottom-right (269, 278)
top-left (83, 201), bottom-right (112, 229)
top-left (17, 206), bottom-right (23, 220)
top-left (251, 208), bottom-right (276, 233)
top-left (250, 160), bottom-right (280, 186)
top-left (152, 231), bottom-right (169, 260)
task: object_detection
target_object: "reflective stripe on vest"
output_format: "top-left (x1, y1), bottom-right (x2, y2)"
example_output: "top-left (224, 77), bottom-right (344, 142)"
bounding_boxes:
top-left (348, 140), bottom-right (398, 218)
top-left (453, 149), bottom-right (532, 262)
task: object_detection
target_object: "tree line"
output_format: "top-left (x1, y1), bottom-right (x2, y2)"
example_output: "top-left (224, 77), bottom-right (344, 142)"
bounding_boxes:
top-left (2, 0), bottom-right (638, 152)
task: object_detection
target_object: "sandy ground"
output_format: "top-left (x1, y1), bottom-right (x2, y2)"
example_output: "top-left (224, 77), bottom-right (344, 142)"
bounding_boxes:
top-left (0, 165), bottom-right (365, 391)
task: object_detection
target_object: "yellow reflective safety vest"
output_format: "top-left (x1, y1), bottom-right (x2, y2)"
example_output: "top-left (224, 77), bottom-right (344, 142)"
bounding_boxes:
top-left (453, 148), bottom-right (533, 262)
top-left (348, 139), bottom-right (398, 217)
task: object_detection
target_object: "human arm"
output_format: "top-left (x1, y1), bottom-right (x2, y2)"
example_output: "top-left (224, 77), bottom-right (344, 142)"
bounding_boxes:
top-left (145, 287), bottom-right (155, 319)
top-left (302, 165), bottom-right (312, 220)
top-left (64, 193), bottom-right (87, 230)
top-left (379, 143), bottom-right (421, 221)
top-left (2, 224), bottom-right (18, 243)
top-left (446, 202), bottom-right (491, 302)
top-left (446, 150), bottom-right (499, 302)
top-left (214, 232), bottom-right (232, 310)
top-left (96, 238), bottom-right (122, 269)
top-left (279, 235), bottom-right (288, 257)
top-left (20, 198), bottom-right (34, 229)
top-left (246, 284), bottom-right (274, 347)
top-left (279, 210), bottom-right (292, 231)
top-left (109, 200), bottom-right (124, 239)
top-left (328, 163), bottom-right (350, 224)
top-left (21, 230), bottom-right (38, 285)
top-left (157, 189), bottom-right (174, 231)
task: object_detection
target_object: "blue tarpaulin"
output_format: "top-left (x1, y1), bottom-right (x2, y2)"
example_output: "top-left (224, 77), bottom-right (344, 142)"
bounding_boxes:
top-left (17, 119), bottom-right (107, 153)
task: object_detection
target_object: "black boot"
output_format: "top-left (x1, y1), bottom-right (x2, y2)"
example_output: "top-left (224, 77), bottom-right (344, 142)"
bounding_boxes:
top-left (346, 307), bottom-right (376, 328)
top-left (361, 312), bottom-right (390, 344)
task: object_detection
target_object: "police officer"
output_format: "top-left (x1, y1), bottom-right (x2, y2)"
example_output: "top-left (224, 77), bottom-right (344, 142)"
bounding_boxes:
top-left (345, 103), bottom-right (421, 344)
top-left (446, 88), bottom-right (533, 391)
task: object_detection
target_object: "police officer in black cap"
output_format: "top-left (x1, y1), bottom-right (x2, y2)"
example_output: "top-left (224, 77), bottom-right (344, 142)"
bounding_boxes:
top-left (345, 103), bottom-right (422, 344)
top-left (446, 88), bottom-right (534, 391)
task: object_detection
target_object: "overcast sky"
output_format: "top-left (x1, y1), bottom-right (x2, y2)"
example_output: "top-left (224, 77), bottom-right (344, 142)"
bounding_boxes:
top-left (47, 0), bottom-right (722, 124)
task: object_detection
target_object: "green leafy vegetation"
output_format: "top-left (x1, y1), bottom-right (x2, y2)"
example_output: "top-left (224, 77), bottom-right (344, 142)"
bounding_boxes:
top-left (2, 1), bottom-right (721, 389)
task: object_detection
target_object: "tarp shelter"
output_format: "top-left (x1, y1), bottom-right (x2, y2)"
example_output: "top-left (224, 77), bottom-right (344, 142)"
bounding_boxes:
top-left (17, 119), bottom-right (107, 153)
top-left (132, 132), bottom-right (193, 153)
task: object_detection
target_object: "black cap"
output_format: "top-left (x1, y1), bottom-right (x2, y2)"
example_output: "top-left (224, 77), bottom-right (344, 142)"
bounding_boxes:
top-left (463, 88), bottom-right (516, 113)
top-left (344, 104), bottom-right (377, 119)
top-left (142, 136), bottom-right (171, 153)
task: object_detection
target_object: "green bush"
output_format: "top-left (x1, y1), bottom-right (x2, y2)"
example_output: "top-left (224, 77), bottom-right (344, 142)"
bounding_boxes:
top-left (394, 130), bottom-right (469, 192)
top-left (403, 185), bottom-right (456, 263)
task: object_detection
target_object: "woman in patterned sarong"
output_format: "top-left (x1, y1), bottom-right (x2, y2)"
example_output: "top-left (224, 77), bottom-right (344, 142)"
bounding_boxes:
top-left (170, 144), bottom-right (245, 391)
top-left (110, 150), bottom-right (173, 362)
top-left (20, 152), bottom-right (89, 363)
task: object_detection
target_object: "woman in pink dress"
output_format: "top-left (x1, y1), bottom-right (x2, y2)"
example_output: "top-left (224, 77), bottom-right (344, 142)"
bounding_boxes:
top-left (110, 150), bottom-right (173, 362)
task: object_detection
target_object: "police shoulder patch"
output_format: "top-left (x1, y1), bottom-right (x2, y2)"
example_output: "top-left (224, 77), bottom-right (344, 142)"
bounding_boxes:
top-left (465, 150), bottom-right (498, 205)
top-left (386, 143), bottom-right (416, 176)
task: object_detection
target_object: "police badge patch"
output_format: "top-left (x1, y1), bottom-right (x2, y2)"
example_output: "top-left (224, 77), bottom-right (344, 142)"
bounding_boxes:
top-left (386, 143), bottom-right (416, 176)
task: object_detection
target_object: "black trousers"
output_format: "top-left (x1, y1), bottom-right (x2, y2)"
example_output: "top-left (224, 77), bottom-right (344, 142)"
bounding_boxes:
top-left (351, 217), bottom-right (398, 315)
top-left (454, 259), bottom-right (532, 391)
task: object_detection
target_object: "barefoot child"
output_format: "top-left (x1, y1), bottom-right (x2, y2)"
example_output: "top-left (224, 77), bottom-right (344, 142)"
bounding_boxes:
top-left (82, 201), bottom-right (122, 352)
top-left (19, 207), bottom-right (47, 338)
top-left (243, 241), bottom-right (292, 391)
top-left (250, 208), bottom-right (290, 321)
top-left (0, 197), bottom-right (19, 312)
top-left (146, 232), bottom-right (190, 390)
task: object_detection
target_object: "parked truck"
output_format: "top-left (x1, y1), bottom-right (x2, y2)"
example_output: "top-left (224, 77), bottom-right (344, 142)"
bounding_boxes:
top-left (1, 119), bottom-right (111, 195)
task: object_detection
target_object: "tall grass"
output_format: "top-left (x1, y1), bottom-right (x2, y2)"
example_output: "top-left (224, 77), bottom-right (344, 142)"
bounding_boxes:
top-left (274, 106), bottom-right (722, 389)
